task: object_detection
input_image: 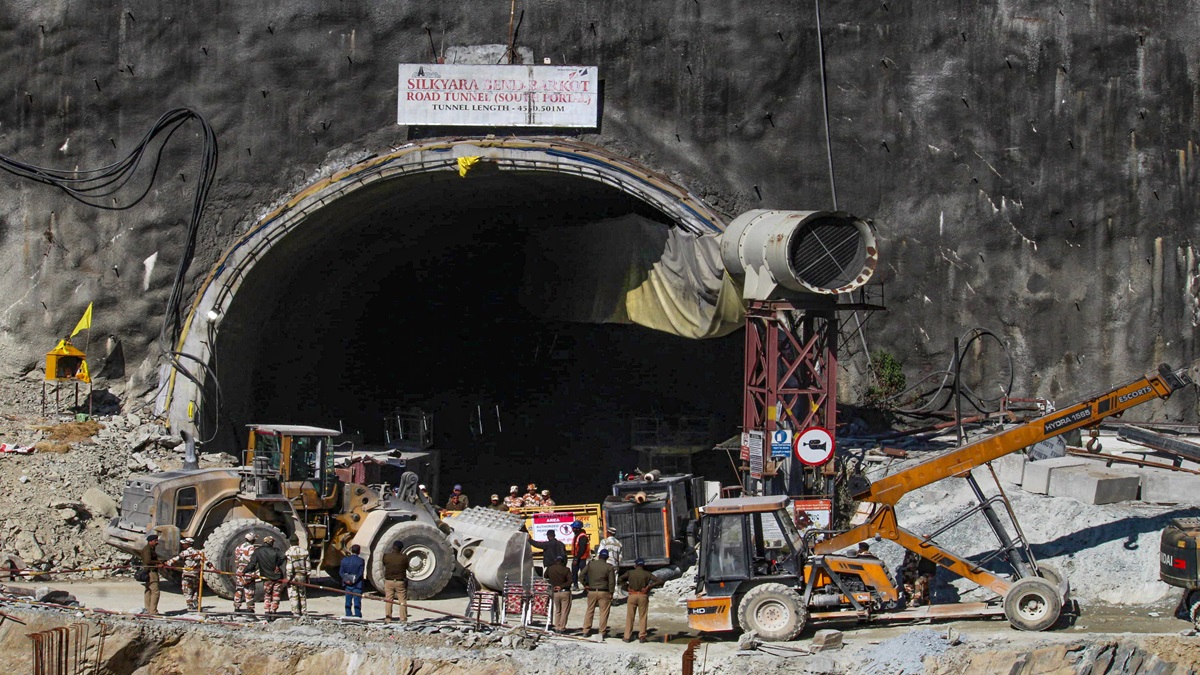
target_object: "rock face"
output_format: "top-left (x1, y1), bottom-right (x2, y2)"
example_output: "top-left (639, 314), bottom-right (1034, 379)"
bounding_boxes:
top-left (0, 0), bottom-right (1196, 426)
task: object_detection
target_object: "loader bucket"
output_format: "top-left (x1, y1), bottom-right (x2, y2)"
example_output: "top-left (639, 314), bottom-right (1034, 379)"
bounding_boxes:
top-left (446, 507), bottom-right (533, 591)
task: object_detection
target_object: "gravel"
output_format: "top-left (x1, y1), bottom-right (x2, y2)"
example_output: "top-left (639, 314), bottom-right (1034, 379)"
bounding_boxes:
top-left (852, 628), bottom-right (952, 674)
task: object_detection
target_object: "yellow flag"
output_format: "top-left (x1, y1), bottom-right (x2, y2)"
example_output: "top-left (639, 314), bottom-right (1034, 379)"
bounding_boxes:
top-left (457, 156), bottom-right (480, 177)
top-left (78, 359), bottom-right (90, 384)
top-left (70, 303), bottom-right (93, 337)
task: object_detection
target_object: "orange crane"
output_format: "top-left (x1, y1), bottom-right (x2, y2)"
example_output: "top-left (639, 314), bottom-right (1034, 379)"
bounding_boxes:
top-left (687, 361), bottom-right (1199, 639)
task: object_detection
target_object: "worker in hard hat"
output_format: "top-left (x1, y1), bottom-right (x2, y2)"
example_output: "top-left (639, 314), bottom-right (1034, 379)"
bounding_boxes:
top-left (444, 484), bottom-right (469, 511)
top-left (540, 488), bottom-right (556, 507)
top-left (503, 485), bottom-right (524, 510)
top-left (570, 520), bottom-right (591, 592)
top-left (523, 483), bottom-right (544, 507)
top-left (487, 494), bottom-right (507, 511)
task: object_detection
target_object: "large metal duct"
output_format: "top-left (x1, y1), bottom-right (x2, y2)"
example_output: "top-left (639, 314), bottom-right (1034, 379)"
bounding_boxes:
top-left (720, 210), bottom-right (877, 300)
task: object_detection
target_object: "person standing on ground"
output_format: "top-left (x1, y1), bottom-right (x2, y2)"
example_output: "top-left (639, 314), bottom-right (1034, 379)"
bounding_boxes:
top-left (581, 549), bottom-right (616, 639)
top-left (570, 520), bottom-right (590, 591)
top-left (444, 484), bottom-right (469, 511)
top-left (503, 485), bottom-right (524, 510)
top-left (139, 533), bottom-right (161, 615)
top-left (529, 528), bottom-right (567, 571)
top-left (163, 537), bottom-right (214, 613)
top-left (232, 532), bottom-right (258, 613)
top-left (284, 543), bottom-right (310, 616)
top-left (382, 540), bottom-right (411, 623)
top-left (244, 535), bottom-right (287, 614)
top-left (599, 526), bottom-right (625, 599)
top-left (339, 544), bottom-right (366, 618)
top-left (619, 558), bottom-right (660, 643)
top-left (544, 554), bottom-right (572, 633)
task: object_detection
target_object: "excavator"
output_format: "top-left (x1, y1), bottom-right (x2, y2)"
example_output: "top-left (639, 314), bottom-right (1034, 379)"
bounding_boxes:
top-left (688, 360), bottom-right (1200, 640)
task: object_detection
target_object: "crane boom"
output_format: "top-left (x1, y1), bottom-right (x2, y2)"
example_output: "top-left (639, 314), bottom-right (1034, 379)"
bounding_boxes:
top-left (860, 361), bottom-right (1199, 507)
top-left (813, 360), bottom-right (1200, 597)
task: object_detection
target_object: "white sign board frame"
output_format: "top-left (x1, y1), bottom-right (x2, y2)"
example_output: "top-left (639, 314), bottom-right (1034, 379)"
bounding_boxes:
top-left (748, 430), bottom-right (765, 479)
top-left (397, 63), bottom-right (599, 128)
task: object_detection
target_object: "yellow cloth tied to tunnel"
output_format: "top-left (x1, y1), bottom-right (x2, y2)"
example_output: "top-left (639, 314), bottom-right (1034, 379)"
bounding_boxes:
top-left (519, 214), bottom-right (745, 339)
top-left (457, 156), bottom-right (481, 177)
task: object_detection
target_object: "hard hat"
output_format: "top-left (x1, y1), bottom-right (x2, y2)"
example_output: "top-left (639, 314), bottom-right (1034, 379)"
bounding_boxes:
top-left (181, 537), bottom-right (194, 545)
top-left (571, 520), bottom-right (584, 529)
top-left (453, 484), bottom-right (462, 491)
top-left (556, 555), bottom-right (566, 562)
top-left (606, 526), bottom-right (616, 534)
top-left (510, 485), bottom-right (519, 492)
top-left (419, 484), bottom-right (427, 490)
top-left (598, 549), bottom-right (609, 558)
top-left (634, 558), bottom-right (645, 566)
top-left (146, 533), bottom-right (159, 542)
top-left (491, 494), bottom-right (500, 500)
top-left (244, 532), bottom-right (257, 542)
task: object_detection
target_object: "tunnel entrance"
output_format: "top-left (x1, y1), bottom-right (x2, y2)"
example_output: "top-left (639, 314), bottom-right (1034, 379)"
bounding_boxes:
top-left (172, 139), bottom-right (745, 503)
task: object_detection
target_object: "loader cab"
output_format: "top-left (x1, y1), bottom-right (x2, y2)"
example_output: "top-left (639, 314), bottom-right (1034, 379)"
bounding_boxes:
top-left (696, 496), bottom-right (803, 596)
top-left (246, 425), bottom-right (342, 509)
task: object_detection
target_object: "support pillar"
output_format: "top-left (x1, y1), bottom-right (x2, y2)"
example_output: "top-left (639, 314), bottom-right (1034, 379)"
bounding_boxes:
top-left (741, 300), bottom-right (839, 499)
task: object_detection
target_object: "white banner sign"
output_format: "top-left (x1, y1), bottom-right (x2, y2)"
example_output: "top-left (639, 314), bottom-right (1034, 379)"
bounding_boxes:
top-left (397, 64), bottom-right (599, 128)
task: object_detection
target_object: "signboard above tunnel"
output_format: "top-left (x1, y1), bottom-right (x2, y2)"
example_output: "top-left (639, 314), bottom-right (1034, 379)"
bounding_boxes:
top-left (397, 63), bottom-right (599, 128)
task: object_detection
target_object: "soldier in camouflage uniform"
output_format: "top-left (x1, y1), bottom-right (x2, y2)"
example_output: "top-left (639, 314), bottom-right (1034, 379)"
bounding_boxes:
top-left (284, 544), bottom-right (311, 616)
top-left (503, 485), bottom-right (525, 510)
top-left (900, 550), bottom-right (937, 607)
top-left (164, 538), bottom-right (214, 612)
top-left (232, 532), bottom-right (258, 613)
top-left (522, 483), bottom-right (544, 508)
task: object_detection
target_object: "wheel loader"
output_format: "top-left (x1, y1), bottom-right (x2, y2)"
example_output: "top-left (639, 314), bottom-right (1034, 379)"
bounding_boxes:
top-left (104, 424), bottom-right (530, 599)
top-left (689, 360), bottom-right (1200, 640)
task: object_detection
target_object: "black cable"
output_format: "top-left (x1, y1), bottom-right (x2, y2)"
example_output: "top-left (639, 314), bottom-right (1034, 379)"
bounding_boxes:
top-left (0, 108), bottom-right (219, 429)
top-left (887, 328), bottom-right (1015, 417)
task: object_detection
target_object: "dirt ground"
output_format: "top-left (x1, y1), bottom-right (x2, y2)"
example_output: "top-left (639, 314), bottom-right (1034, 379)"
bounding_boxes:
top-left (2, 576), bottom-right (1197, 674)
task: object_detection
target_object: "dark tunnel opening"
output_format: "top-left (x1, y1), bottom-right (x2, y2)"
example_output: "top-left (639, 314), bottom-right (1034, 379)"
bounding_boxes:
top-left (205, 170), bottom-right (745, 504)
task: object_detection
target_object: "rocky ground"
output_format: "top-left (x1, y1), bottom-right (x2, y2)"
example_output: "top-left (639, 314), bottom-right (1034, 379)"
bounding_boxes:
top-left (0, 373), bottom-right (1199, 673)
top-left (0, 372), bottom-right (237, 577)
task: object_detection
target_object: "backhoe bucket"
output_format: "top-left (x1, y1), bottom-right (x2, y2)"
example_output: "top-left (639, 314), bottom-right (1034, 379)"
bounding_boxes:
top-left (445, 507), bottom-right (533, 591)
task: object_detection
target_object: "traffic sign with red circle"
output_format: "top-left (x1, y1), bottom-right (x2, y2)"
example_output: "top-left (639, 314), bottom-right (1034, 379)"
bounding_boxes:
top-left (794, 427), bottom-right (835, 466)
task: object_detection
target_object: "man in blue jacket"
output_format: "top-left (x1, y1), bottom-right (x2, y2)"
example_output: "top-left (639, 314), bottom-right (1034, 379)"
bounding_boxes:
top-left (339, 544), bottom-right (366, 618)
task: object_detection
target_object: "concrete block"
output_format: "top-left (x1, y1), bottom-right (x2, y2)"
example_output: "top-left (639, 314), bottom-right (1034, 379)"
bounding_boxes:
top-left (1137, 468), bottom-right (1200, 505)
top-left (811, 629), bottom-right (843, 652)
top-left (993, 453), bottom-right (1027, 486)
top-left (1047, 466), bottom-right (1140, 505)
top-left (1021, 457), bottom-right (1090, 495)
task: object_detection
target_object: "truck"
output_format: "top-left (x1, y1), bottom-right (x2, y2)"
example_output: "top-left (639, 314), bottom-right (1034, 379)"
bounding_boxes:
top-left (602, 471), bottom-right (709, 573)
top-left (688, 361), bottom-right (1199, 640)
top-left (104, 424), bottom-right (529, 599)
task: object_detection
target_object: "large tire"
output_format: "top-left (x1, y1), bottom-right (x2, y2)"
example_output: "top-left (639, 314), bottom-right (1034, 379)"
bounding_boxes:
top-left (368, 521), bottom-right (453, 600)
top-left (201, 518), bottom-right (287, 599)
top-left (1037, 563), bottom-right (1071, 602)
top-left (1004, 576), bottom-right (1062, 631)
top-left (737, 583), bottom-right (808, 642)
top-left (1187, 590), bottom-right (1200, 631)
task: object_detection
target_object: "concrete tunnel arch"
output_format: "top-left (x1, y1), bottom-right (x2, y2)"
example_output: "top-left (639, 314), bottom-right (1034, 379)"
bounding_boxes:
top-left (160, 136), bottom-right (737, 460)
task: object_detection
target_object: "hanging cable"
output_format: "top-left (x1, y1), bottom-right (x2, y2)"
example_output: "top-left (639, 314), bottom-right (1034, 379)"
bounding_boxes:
top-left (887, 327), bottom-right (1015, 417)
top-left (0, 108), bottom-right (219, 428)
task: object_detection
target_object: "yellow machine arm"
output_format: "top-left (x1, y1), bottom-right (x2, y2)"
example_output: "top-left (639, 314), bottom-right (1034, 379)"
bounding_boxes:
top-left (815, 361), bottom-right (1200, 595)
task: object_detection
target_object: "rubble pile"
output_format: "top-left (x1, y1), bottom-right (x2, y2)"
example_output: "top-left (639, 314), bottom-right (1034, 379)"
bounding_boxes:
top-left (0, 373), bottom-right (237, 577)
